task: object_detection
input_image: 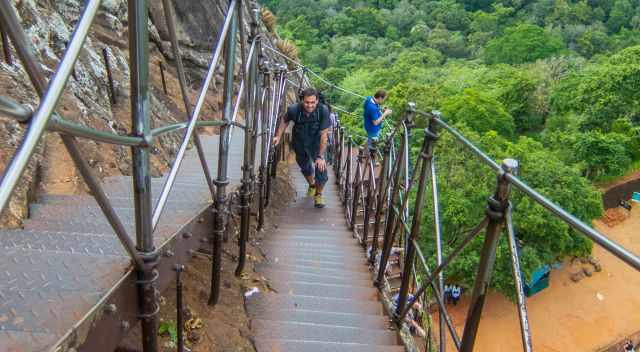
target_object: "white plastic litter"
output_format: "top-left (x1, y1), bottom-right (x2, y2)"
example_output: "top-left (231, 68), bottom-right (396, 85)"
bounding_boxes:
top-left (245, 287), bottom-right (260, 297)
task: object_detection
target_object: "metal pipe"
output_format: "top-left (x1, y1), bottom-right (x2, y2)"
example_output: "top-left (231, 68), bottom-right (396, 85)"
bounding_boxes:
top-left (375, 127), bottom-right (406, 288)
top-left (50, 114), bottom-right (144, 145)
top-left (174, 264), bottom-right (185, 352)
top-left (257, 60), bottom-right (271, 231)
top-left (460, 159), bottom-right (518, 352)
top-left (210, 0), bottom-right (237, 305)
top-left (402, 217), bottom-right (489, 319)
top-left (362, 146), bottom-right (376, 248)
top-left (0, 0), bottom-right (100, 216)
top-left (0, 23), bottom-right (12, 65)
top-left (396, 125), bottom-right (434, 319)
top-left (128, 1), bottom-right (158, 350)
top-left (158, 60), bottom-right (168, 95)
top-left (0, 96), bottom-right (31, 122)
top-left (101, 47), bottom-right (117, 105)
top-left (160, 0), bottom-right (216, 199)
top-left (428, 125), bottom-right (446, 352)
top-left (370, 136), bottom-right (390, 264)
top-left (150, 120), bottom-right (226, 137)
top-left (236, 3), bottom-right (259, 277)
top-left (152, 0), bottom-right (237, 231)
top-left (505, 205), bottom-right (533, 352)
top-left (414, 241), bottom-right (462, 351)
top-left (505, 173), bottom-right (640, 271)
top-left (350, 147), bottom-right (364, 230)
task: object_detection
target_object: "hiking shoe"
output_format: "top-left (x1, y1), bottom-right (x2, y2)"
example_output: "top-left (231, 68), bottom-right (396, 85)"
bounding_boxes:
top-left (314, 194), bottom-right (326, 208)
top-left (307, 184), bottom-right (317, 197)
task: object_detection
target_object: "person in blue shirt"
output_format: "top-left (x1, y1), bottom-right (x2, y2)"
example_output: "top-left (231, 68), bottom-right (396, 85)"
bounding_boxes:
top-left (363, 89), bottom-right (392, 151)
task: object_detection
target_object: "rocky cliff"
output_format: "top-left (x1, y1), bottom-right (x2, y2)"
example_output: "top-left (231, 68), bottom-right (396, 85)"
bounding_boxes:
top-left (0, 0), bottom-right (273, 228)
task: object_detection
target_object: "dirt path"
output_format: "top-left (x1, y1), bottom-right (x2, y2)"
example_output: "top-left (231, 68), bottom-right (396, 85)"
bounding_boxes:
top-left (433, 206), bottom-right (640, 352)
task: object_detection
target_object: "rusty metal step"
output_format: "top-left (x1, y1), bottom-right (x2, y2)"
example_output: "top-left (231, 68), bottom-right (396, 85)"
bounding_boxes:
top-left (253, 339), bottom-right (404, 352)
top-left (258, 259), bottom-right (371, 273)
top-left (263, 235), bottom-right (358, 245)
top-left (257, 269), bottom-right (372, 287)
top-left (250, 320), bottom-right (398, 345)
top-left (248, 309), bottom-right (389, 329)
top-left (270, 228), bottom-right (353, 237)
top-left (245, 293), bottom-right (383, 315)
top-left (266, 280), bottom-right (378, 300)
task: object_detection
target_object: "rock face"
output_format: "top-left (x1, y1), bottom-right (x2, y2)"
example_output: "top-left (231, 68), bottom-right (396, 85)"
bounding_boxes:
top-left (0, 0), bottom-right (257, 227)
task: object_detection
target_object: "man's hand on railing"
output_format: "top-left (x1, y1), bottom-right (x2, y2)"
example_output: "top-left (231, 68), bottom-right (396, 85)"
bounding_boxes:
top-left (272, 134), bottom-right (281, 146)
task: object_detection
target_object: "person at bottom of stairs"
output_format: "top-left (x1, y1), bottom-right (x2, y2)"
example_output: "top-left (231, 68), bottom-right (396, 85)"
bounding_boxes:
top-left (273, 87), bottom-right (331, 208)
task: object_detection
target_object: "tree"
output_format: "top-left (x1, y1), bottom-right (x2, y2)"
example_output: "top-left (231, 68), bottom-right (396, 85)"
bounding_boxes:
top-left (606, 0), bottom-right (633, 33)
top-left (441, 88), bottom-right (516, 137)
top-left (484, 23), bottom-right (565, 64)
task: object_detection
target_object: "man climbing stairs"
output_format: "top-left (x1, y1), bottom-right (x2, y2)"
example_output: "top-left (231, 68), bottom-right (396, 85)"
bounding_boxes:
top-left (246, 167), bottom-right (404, 351)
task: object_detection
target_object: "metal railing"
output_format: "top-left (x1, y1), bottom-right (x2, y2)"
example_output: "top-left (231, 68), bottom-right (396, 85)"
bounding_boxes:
top-left (0, 1), bottom-right (296, 350)
top-left (329, 103), bottom-right (640, 351)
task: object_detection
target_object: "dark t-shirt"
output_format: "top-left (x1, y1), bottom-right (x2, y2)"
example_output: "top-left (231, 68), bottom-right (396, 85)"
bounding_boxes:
top-left (284, 103), bottom-right (331, 131)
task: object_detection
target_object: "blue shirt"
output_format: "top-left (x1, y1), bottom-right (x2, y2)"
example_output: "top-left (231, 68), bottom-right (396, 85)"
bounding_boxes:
top-left (363, 96), bottom-right (382, 138)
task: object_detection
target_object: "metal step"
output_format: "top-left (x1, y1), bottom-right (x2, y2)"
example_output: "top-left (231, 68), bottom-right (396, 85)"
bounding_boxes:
top-left (254, 262), bottom-right (371, 277)
top-left (248, 309), bottom-right (389, 329)
top-left (0, 229), bottom-right (127, 257)
top-left (259, 239), bottom-right (362, 251)
top-left (245, 293), bottom-right (383, 315)
top-left (255, 268), bottom-right (372, 287)
top-left (266, 280), bottom-right (378, 300)
top-left (253, 339), bottom-right (404, 352)
top-left (260, 248), bottom-right (367, 264)
top-left (250, 320), bottom-right (398, 345)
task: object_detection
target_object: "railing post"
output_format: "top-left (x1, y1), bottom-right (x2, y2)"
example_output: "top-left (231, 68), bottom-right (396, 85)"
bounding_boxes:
top-left (374, 132), bottom-right (406, 287)
top-left (236, 2), bottom-right (259, 277)
top-left (396, 115), bottom-right (437, 319)
top-left (127, 0), bottom-right (158, 350)
top-left (101, 47), bottom-right (117, 105)
top-left (350, 146), bottom-right (364, 230)
top-left (1, 21), bottom-right (12, 65)
top-left (158, 60), bottom-right (168, 95)
top-left (370, 134), bottom-right (391, 264)
top-left (209, 0), bottom-right (237, 305)
top-left (460, 159), bottom-right (518, 351)
top-left (344, 136), bottom-right (353, 208)
top-left (362, 139), bottom-right (377, 248)
top-left (257, 58), bottom-right (271, 231)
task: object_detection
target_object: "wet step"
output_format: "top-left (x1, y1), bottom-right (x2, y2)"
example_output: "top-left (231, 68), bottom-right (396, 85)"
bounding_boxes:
top-left (250, 320), bottom-right (398, 346)
top-left (253, 339), bottom-right (405, 352)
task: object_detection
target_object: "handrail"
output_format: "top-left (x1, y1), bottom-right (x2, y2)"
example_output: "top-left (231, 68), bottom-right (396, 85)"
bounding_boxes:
top-left (0, 0), bottom-right (100, 214)
top-left (151, 0), bottom-right (237, 231)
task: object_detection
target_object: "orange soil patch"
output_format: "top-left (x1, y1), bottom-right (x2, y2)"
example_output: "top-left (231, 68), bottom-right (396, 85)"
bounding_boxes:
top-left (432, 206), bottom-right (640, 352)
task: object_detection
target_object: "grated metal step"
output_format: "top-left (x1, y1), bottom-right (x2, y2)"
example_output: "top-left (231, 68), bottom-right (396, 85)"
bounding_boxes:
top-left (250, 320), bottom-right (398, 345)
top-left (253, 339), bottom-right (405, 352)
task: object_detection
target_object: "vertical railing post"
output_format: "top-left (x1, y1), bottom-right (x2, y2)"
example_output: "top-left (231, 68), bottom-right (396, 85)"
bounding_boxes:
top-left (350, 147), bottom-right (364, 230)
top-left (344, 136), bottom-right (353, 208)
top-left (127, 0), bottom-right (158, 350)
top-left (375, 117), bottom-right (410, 288)
top-left (158, 60), bottom-right (168, 95)
top-left (0, 21), bottom-right (12, 65)
top-left (101, 47), bottom-right (117, 105)
top-left (236, 2), bottom-right (259, 277)
top-left (370, 134), bottom-right (391, 264)
top-left (209, 0), bottom-right (237, 305)
top-left (460, 159), bottom-right (518, 351)
top-left (362, 139), bottom-right (377, 248)
top-left (174, 264), bottom-right (185, 352)
top-left (257, 58), bottom-right (271, 231)
top-left (396, 108), bottom-right (435, 319)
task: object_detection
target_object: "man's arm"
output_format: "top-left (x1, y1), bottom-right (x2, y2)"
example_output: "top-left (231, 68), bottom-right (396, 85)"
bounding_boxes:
top-left (315, 127), bottom-right (329, 172)
top-left (372, 108), bottom-right (392, 126)
top-left (272, 113), bottom-right (288, 145)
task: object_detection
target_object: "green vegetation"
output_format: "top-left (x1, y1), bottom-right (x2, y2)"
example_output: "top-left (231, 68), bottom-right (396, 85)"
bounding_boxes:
top-left (261, 0), bottom-right (640, 298)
